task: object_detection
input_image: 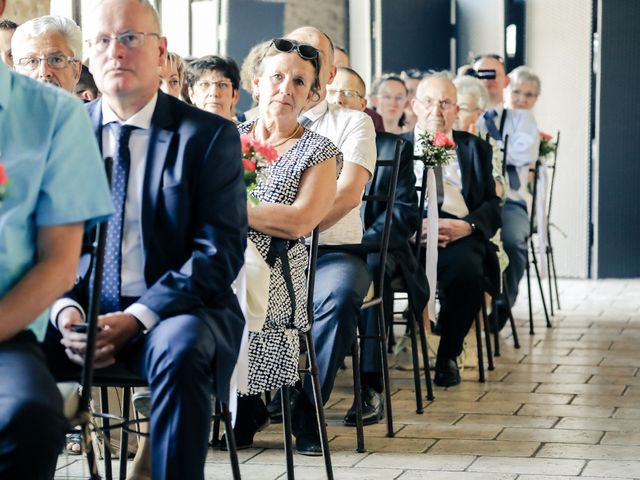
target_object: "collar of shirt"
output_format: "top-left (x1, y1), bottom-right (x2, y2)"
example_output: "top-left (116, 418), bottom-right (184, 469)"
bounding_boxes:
top-left (0, 61), bottom-right (12, 111)
top-left (101, 91), bottom-right (158, 129)
top-left (300, 99), bottom-right (328, 124)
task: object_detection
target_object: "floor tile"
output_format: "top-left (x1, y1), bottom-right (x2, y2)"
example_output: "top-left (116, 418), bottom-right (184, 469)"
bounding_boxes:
top-left (497, 427), bottom-right (603, 444)
top-left (467, 457), bottom-right (585, 475)
top-left (555, 417), bottom-right (640, 432)
top-left (428, 439), bottom-right (540, 457)
top-left (456, 414), bottom-right (558, 428)
top-left (480, 391), bottom-right (573, 405)
top-left (329, 435), bottom-right (435, 453)
top-left (600, 431), bottom-right (640, 445)
top-left (535, 383), bottom-right (626, 396)
top-left (398, 424), bottom-right (502, 440)
top-left (356, 453), bottom-right (475, 471)
top-left (286, 466), bottom-right (404, 479)
top-left (517, 404), bottom-right (614, 419)
top-left (582, 460), bottom-right (640, 478)
top-left (537, 443), bottom-right (640, 460)
top-left (398, 471), bottom-right (516, 479)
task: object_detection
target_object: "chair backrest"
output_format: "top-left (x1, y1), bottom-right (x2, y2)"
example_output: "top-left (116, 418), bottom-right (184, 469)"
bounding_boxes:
top-left (306, 226), bottom-right (320, 325)
top-left (412, 156), bottom-right (428, 258)
top-left (547, 131), bottom-right (560, 220)
top-left (363, 137), bottom-right (403, 297)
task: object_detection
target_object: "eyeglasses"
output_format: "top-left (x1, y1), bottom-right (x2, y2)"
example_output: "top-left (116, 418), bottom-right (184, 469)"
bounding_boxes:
top-left (271, 38), bottom-right (319, 66)
top-left (16, 54), bottom-right (77, 71)
top-left (85, 32), bottom-right (160, 53)
top-left (417, 97), bottom-right (456, 111)
top-left (326, 88), bottom-right (363, 99)
top-left (458, 104), bottom-right (481, 113)
top-left (511, 89), bottom-right (538, 99)
top-left (194, 80), bottom-right (232, 91)
top-left (379, 94), bottom-right (407, 103)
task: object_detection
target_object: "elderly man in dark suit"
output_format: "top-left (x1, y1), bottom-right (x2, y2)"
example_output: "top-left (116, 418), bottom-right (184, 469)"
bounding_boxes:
top-left (42, 1), bottom-right (247, 479)
top-left (404, 72), bottom-right (500, 387)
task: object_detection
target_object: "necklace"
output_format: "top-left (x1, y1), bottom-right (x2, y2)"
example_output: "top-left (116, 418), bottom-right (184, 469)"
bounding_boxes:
top-left (253, 119), bottom-right (301, 148)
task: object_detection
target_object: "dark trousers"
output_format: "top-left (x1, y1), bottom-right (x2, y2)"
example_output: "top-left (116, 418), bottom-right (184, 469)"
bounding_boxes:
top-left (43, 313), bottom-right (219, 480)
top-left (0, 331), bottom-right (69, 479)
top-left (436, 234), bottom-right (485, 360)
top-left (302, 249), bottom-right (371, 405)
top-left (501, 201), bottom-right (530, 307)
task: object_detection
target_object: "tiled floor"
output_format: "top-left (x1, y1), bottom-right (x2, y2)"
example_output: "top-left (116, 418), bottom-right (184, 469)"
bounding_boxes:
top-left (55, 279), bottom-right (640, 479)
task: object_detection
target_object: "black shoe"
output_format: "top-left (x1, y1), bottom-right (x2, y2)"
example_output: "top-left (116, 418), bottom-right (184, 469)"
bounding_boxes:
top-left (343, 386), bottom-right (384, 426)
top-left (434, 358), bottom-right (461, 387)
top-left (221, 395), bottom-right (270, 450)
top-left (291, 391), bottom-right (323, 456)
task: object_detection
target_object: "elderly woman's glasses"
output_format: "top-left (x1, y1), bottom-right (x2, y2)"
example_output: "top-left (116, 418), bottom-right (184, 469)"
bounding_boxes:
top-left (16, 54), bottom-right (77, 70)
top-left (271, 38), bottom-right (319, 63)
top-left (85, 32), bottom-right (160, 53)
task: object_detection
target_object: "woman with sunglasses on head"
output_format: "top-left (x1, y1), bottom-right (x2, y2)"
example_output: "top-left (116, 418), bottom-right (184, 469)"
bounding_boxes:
top-left (225, 38), bottom-right (342, 448)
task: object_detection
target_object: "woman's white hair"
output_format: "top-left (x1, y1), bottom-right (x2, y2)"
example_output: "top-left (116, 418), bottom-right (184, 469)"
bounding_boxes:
top-left (12, 15), bottom-right (82, 59)
top-left (508, 65), bottom-right (541, 95)
top-left (453, 75), bottom-right (490, 111)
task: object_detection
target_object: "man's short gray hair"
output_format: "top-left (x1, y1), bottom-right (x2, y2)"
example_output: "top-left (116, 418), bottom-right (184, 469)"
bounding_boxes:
top-left (12, 15), bottom-right (82, 59)
top-left (508, 65), bottom-right (541, 95)
top-left (415, 70), bottom-right (455, 98)
top-left (454, 75), bottom-right (490, 111)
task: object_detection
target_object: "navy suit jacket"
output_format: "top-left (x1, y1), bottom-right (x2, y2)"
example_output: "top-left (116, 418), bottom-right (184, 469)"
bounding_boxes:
top-left (70, 91), bottom-right (248, 399)
top-left (404, 129), bottom-right (501, 292)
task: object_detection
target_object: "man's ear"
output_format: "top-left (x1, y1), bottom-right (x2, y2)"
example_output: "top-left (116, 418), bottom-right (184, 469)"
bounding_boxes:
top-left (157, 36), bottom-right (168, 67)
top-left (326, 65), bottom-right (337, 85)
top-left (0, 0), bottom-right (6, 17)
top-left (358, 97), bottom-right (367, 112)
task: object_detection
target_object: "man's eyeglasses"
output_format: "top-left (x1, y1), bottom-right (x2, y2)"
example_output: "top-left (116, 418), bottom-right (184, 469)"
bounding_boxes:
top-left (417, 97), bottom-right (457, 112)
top-left (326, 88), bottom-right (363, 99)
top-left (271, 38), bottom-right (319, 66)
top-left (379, 94), bottom-right (407, 103)
top-left (194, 80), bottom-right (232, 91)
top-left (16, 54), bottom-right (77, 71)
top-left (85, 32), bottom-right (160, 53)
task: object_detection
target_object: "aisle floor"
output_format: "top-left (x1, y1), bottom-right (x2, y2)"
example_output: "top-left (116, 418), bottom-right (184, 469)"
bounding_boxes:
top-left (55, 279), bottom-right (640, 479)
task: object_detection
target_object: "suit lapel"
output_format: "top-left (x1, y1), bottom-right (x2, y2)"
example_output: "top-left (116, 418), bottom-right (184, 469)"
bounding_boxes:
top-left (141, 91), bottom-right (175, 253)
top-left (87, 99), bottom-right (104, 155)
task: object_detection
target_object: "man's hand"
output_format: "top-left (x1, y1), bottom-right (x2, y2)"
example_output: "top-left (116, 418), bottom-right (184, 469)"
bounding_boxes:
top-left (438, 218), bottom-right (473, 248)
top-left (421, 217), bottom-right (430, 244)
top-left (59, 309), bottom-right (141, 368)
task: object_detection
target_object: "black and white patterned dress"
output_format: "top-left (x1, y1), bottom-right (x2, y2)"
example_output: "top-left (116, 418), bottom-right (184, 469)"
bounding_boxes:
top-left (238, 120), bottom-right (343, 395)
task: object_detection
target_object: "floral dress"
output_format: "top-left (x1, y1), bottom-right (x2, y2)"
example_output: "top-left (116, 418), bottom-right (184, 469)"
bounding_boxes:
top-left (238, 120), bottom-right (342, 395)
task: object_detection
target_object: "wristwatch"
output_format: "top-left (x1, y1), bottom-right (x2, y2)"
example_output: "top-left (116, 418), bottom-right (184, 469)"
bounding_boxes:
top-left (468, 221), bottom-right (476, 233)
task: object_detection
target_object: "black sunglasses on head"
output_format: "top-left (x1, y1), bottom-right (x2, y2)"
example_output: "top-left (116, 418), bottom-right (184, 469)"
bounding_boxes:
top-left (272, 38), bottom-right (319, 63)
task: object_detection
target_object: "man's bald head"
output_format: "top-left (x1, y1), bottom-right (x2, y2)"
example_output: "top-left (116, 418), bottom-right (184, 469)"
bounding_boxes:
top-left (286, 26), bottom-right (336, 105)
top-left (412, 72), bottom-right (459, 134)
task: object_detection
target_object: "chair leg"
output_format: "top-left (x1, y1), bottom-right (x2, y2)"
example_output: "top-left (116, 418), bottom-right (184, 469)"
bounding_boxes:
top-left (210, 401), bottom-right (222, 447)
top-left (531, 240), bottom-right (552, 328)
top-left (376, 302), bottom-right (394, 438)
top-left (474, 314), bottom-right (485, 383)
top-left (502, 273), bottom-right (520, 348)
top-left (100, 387), bottom-right (114, 480)
top-left (549, 240), bottom-right (561, 311)
top-left (304, 331), bottom-right (334, 479)
top-left (281, 386), bottom-right (295, 480)
top-left (480, 300), bottom-right (494, 371)
top-left (82, 410), bottom-right (102, 480)
top-left (546, 247), bottom-right (555, 317)
top-left (406, 310), bottom-right (424, 414)
top-left (416, 312), bottom-right (434, 401)
top-left (351, 339), bottom-right (365, 453)
top-left (221, 402), bottom-right (242, 480)
top-left (119, 388), bottom-right (131, 480)
top-left (492, 296), bottom-right (501, 357)
top-left (526, 257), bottom-right (534, 335)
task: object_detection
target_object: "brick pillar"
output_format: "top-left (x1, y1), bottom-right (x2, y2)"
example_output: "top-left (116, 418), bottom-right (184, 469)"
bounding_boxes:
top-left (3, 0), bottom-right (50, 23)
top-left (284, 0), bottom-right (346, 48)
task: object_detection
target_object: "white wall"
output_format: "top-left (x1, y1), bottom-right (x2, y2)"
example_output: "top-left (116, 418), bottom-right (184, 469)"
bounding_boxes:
top-left (526, 0), bottom-right (592, 278)
top-left (456, 0), bottom-right (504, 67)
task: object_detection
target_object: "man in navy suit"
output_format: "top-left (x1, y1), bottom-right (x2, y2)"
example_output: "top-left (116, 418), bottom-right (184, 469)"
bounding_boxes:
top-left (42, 1), bottom-right (247, 478)
top-left (404, 73), bottom-right (500, 386)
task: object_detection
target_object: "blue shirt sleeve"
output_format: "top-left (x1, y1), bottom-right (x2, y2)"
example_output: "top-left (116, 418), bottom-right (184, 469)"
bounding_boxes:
top-left (35, 95), bottom-right (114, 229)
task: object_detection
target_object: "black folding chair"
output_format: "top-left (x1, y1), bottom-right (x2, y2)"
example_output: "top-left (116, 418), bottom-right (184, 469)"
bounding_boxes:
top-left (67, 157), bottom-right (241, 480)
top-left (351, 137), bottom-right (403, 452)
top-left (390, 155), bottom-right (435, 411)
top-left (526, 159), bottom-right (552, 334)
top-left (280, 226), bottom-right (334, 480)
top-left (545, 131), bottom-right (562, 313)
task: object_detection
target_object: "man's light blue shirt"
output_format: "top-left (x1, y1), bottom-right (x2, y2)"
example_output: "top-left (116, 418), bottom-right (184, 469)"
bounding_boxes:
top-left (0, 62), bottom-right (114, 339)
